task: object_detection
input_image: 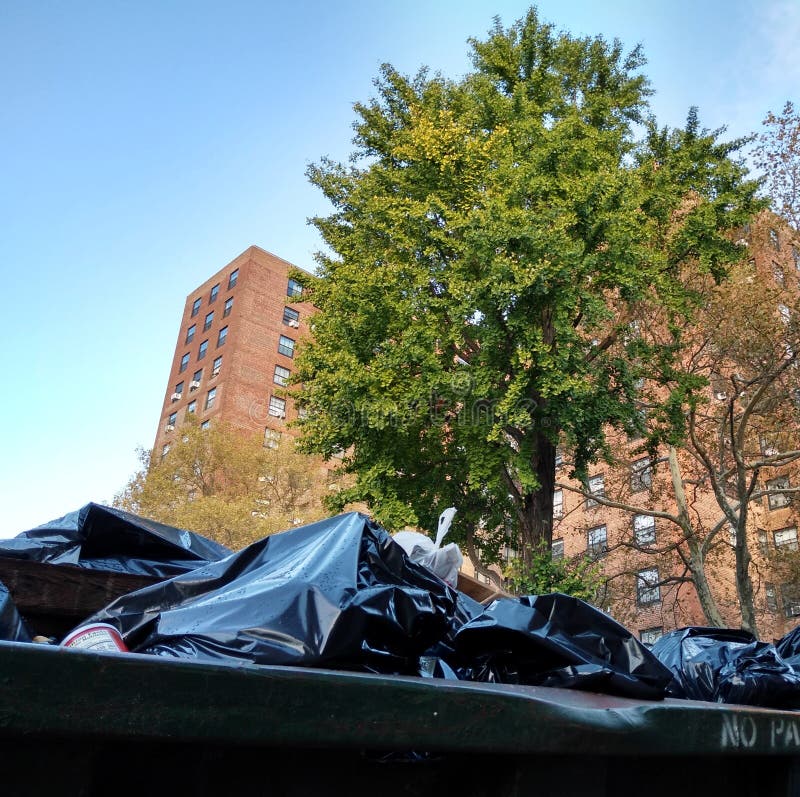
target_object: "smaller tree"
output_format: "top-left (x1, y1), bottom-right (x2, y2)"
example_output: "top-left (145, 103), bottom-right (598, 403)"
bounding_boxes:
top-left (115, 418), bottom-right (331, 549)
top-left (754, 101), bottom-right (800, 229)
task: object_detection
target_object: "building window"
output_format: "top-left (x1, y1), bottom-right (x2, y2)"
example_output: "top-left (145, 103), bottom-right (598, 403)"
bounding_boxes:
top-left (187, 399), bottom-right (197, 414)
top-left (758, 529), bottom-right (770, 556)
top-left (198, 340), bottom-right (208, 360)
top-left (772, 261), bottom-right (786, 287)
top-left (264, 428), bottom-right (282, 449)
top-left (191, 298), bottom-right (201, 317)
top-left (217, 326), bottom-right (228, 347)
top-left (586, 474), bottom-right (605, 508)
top-left (204, 311), bottom-right (214, 332)
top-left (765, 582), bottom-right (778, 612)
top-left (274, 364), bottom-right (291, 386)
top-left (269, 396), bottom-right (287, 418)
top-left (210, 283), bottom-right (220, 303)
top-left (767, 476), bottom-right (791, 510)
top-left (211, 356), bottom-right (222, 377)
top-left (283, 306), bottom-right (300, 327)
top-left (760, 434), bottom-right (780, 457)
top-left (174, 381), bottom-right (184, 396)
top-left (793, 246), bottom-right (800, 271)
top-left (631, 456), bottom-right (653, 492)
top-left (636, 568), bottom-right (661, 605)
top-left (639, 627), bottom-right (663, 647)
top-left (223, 297), bottom-right (233, 317)
top-left (555, 447), bottom-right (564, 467)
top-left (773, 526), bottom-right (798, 551)
top-left (553, 489), bottom-right (563, 519)
top-left (782, 583), bottom-right (800, 618)
top-left (779, 304), bottom-right (791, 325)
top-left (161, 443), bottom-right (171, 461)
top-left (185, 324), bottom-right (196, 344)
top-left (287, 278), bottom-right (302, 298)
top-left (200, 420), bottom-right (210, 430)
top-left (191, 369), bottom-right (202, 388)
top-left (587, 525), bottom-right (608, 558)
top-left (552, 538), bottom-right (564, 560)
top-left (228, 269), bottom-right (238, 289)
top-left (769, 228), bottom-right (780, 250)
top-left (166, 412), bottom-right (177, 430)
top-left (278, 335), bottom-right (296, 358)
top-left (205, 387), bottom-right (217, 411)
top-left (179, 353), bottom-right (190, 373)
top-left (634, 514), bottom-right (656, 546)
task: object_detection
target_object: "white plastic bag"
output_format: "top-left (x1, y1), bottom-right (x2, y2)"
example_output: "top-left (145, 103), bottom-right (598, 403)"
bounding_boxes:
top-left (393, 507), bottom-right (463, 587)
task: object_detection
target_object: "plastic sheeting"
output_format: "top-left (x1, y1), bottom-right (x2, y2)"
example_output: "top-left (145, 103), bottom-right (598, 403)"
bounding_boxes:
top-left (0, 582), bottom-right (31, 643)
top-left (651, 627), bottom-right (800, 709)
top-left (453, 593), bottom-right (673, 700)
top-left (80, 512), bottom-right (672, 699)
top-left (0, 503), bottom-right (230, 579)
top-left (776, 625), bottom-right (800, 671)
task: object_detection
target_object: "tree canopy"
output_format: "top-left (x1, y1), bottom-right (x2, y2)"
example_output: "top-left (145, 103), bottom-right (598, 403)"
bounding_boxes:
top-left (293, 9), bottom-right (761, 563)
top-left (114, 418), bottom-right (330, 549)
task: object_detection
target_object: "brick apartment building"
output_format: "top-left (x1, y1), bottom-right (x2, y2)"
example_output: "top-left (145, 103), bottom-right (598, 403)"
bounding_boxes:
top-left (153, 246), bottom-right (314, 459)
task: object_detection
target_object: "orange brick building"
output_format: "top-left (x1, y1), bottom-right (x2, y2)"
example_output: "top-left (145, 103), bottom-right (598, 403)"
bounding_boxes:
top-left (544, 214), bottom-right (800, 645)
top-left (153, 246), bottom-right (314, 458)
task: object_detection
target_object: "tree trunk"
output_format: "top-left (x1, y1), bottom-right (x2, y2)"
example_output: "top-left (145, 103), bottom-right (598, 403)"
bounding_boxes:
top-left (519, 432), bottom-right (556, 564)
top-left (668, 446), bottom-right (725, 627)
top-left (464, 523), bottom-right (503, 588)
top-left (733, 513), bottom-right (758, 636)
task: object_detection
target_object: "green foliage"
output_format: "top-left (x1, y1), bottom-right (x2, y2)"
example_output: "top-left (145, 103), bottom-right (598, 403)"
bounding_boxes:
top-left (503, 544), bottom-right (603, 603)
top-left (294, 8), bottom-right (762, 558)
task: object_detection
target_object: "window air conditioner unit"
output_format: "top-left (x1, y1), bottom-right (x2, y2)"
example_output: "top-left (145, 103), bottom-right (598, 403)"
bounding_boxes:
top-left (170, 393), bottom-right (181, 402)
top-left (289, 320), bottom-right (300, 328)
top-left (788, 604), bottom-right (800, 618)
top-left (165, 424), bottom-right (175, 432)
top-left (279, 412), bottom-right (286, 419)
top-left (211, 369), bottom-right (220, 378)
top-left (190, 381), bottom-right (201, 390)
top-left (714, 391), bottom-right (728, 401)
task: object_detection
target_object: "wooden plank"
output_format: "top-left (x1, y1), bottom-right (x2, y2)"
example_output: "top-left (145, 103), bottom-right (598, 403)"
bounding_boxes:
top-left (457, 571), bottom-right (507, 604)
top-left (0, 558), bottom-right (161, 636)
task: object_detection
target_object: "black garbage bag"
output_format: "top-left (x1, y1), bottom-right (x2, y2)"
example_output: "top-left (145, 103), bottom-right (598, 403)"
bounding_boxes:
top-left (776, 624), bottom-right (800, 671)
top-left (651, 627), bottom-right (800, 709)
top-left (0, 582), bottom-right (31, 643)
top-left (81, 513), bottom-right (461, 674)
top-left (0, 503), bottom-right (230, 578)
top-left (71, 512), bottom-right (674, 699)
top-left (452, 593), bottom-right (673, 700)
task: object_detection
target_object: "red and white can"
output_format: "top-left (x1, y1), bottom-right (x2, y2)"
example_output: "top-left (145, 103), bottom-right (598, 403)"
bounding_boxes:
top-left (61, 623), bottom-right (128, 653)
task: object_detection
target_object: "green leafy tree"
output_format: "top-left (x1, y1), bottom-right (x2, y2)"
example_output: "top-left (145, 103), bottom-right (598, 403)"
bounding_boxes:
top-left (294, 9), bottom-right (760, 566)
top-left (115, 418), bottom-right (330, 549)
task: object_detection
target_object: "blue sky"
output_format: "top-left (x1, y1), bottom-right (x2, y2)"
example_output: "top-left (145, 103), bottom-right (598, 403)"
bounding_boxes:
top-left (1, 0), bottom-right (798, 536)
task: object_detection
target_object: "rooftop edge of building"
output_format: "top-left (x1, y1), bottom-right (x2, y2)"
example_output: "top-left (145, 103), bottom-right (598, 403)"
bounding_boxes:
top-left (183, 245), bottom-right (315, 302)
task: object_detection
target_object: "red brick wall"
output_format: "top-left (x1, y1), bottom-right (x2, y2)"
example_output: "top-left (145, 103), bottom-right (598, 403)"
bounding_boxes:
top-left (153, 246), bottom-right (314, 456)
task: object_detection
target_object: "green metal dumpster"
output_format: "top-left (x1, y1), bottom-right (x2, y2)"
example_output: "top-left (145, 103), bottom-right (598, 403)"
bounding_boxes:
top-left (0, 639), bottom-right (798, 797)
